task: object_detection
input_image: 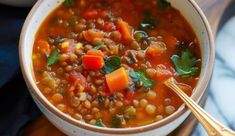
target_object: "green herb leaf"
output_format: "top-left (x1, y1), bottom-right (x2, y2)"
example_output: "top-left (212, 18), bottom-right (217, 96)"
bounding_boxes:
top-left (95, 119), bottom-right (105, 127)
top-left (47, 49), bottom-right (60, 66)
top-left (139, 23), bottom-right (154, 30)
top-left (139, 11), bottom-right (159, 30)
top-left (63, 0), bottom-right (75, 7)
top-left (171, 50), bottom-right (199, 78)
top-left (158, 0), bottom-right (171, 10)
top-left (101, 56), bottom-right (121, 74)
top-left (92, 43), bottom-right (104, 50)
top-left (110, 115), bottom-right (124, 128)
top-left (130, 70), bottom-right (154, 88)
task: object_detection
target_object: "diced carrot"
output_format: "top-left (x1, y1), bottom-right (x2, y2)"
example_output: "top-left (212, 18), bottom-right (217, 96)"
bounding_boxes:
top-left (105, 67), bottom-right (129, 93)
top-left (87, 50), bottom-right (104, 57)
top-left (83, 9), bottom-right (98, 19)
top-left (82, 55), bottom-right (104, 70)
top-left (116, 20), bottom-right (133, 42)
top-left (82, 31), bottom-right (93, 42)
top-left (163, 33), bottom-right (178, 49)
top-left (82, 30), bottom-right (104, 42)
top-left (38, 40), bottom-right (50, 55)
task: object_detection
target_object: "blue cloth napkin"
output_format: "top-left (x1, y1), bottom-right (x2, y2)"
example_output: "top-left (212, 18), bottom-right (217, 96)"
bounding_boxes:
top-left (192, 15), bottom-right (235, 136)
top-left (0, 5), bottom-right (41, 136)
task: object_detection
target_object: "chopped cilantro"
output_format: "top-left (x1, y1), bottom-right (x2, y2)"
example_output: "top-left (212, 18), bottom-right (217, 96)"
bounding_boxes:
top-left (47, 49), bottom-right (60, 66)
top-left (171, 49), bottom-right (199, 78)
top-left (92, 43), bottom-right (104, 50)
top-left (101, 56), bottom-right (121, 74)
top-left (130, 70), bottom-right (154, 88)
top-left (95, 119), bottom-right (105, 127)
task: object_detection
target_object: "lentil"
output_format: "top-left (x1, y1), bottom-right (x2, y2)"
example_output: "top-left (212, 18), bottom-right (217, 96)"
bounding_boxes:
top-left (146, 91), bottom-right (157, 100)
top-left (52, 93), bottom-right (63, 102)
top-left (165, 105), bottom-right (176, 115)
top-left (145, 104), bottom-right (156, 115)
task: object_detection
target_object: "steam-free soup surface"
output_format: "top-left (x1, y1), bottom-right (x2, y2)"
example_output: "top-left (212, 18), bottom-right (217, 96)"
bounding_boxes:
top-left (32, 0), bottom-right (201, 128)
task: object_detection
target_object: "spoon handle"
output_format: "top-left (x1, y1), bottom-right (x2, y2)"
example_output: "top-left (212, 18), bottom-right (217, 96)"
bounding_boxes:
top-left (164, 77), bottom-right (235, 136)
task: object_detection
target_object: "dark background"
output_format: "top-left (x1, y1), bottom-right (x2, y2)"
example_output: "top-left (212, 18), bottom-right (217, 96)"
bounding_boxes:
top-left (0, 5), bottom-right (41, 136)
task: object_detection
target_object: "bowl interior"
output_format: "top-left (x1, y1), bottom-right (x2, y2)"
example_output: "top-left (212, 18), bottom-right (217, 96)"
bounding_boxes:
top-left (19, 0), bottom-right (214, 134)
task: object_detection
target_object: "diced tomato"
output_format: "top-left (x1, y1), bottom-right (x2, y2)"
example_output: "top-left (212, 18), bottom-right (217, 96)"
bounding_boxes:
top-left (103, 22), bottom-right (115, 31)
top-left (82, 55), bottom-right (104, 70)
top-left (87, 50), bottom-right (104, 57)
top-left (104, 82), bottom-right (112, 96)
top-left (125, 91), bottom-right (135, 100)
top-left (146, 43), bottom-right (167, 58)
top-left (68, 71), bottom-right (87, 93)
top-left (38, 40), bottom-right (50, 55)
top-left (69, 71), bottom-right (86, 85)
top-left (83, 9), bottom-right (98, 19)
top-left (155, 63), bottom-right (175, 80)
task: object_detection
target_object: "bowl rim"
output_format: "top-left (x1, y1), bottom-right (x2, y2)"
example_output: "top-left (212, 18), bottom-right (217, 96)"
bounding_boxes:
top-left (19, 0), bottom-right (215, 134)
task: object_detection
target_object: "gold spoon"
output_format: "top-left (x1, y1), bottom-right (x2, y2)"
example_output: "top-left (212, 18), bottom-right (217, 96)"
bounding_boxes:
top-left (164, 77), bottom-right (235, 136)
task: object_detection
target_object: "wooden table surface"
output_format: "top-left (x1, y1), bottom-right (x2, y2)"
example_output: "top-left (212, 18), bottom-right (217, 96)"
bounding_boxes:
top-left (21, 0), bottom-right (234, 136)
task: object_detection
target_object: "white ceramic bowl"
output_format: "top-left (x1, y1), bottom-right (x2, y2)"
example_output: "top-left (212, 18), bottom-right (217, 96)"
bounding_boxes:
top-left (19, 0), bottom-right (214, 135)
top-left (0, 0), bottom-right (36, 7)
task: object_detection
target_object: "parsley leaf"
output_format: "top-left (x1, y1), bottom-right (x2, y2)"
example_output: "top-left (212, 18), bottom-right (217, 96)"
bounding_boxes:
top-left (171, 50), bottom-right (199, 78)
top-left (101, 56), bottom-right (121, 74)
top-left (47, 49), bottom-right (60, 66)
top-left (158, 0), bottom-right (171, 10)
top-left (92, 43), bottom-right (104, 50)
top-left (139, 11), bottom-right (159, 30)
top-left (95, 119), bottom-right (105, 127)
top-left (63, 0), bottom-right (75, 7)
top-left (130, 70), bottom-right (154, 88)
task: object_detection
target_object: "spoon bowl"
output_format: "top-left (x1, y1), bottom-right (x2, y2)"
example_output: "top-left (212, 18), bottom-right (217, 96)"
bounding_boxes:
top-left (164, 77), bottom-right (235, 136)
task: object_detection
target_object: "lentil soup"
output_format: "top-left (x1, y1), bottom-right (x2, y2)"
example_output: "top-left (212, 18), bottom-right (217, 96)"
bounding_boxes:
top-left (32, 0), bottom-right (201, 128)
